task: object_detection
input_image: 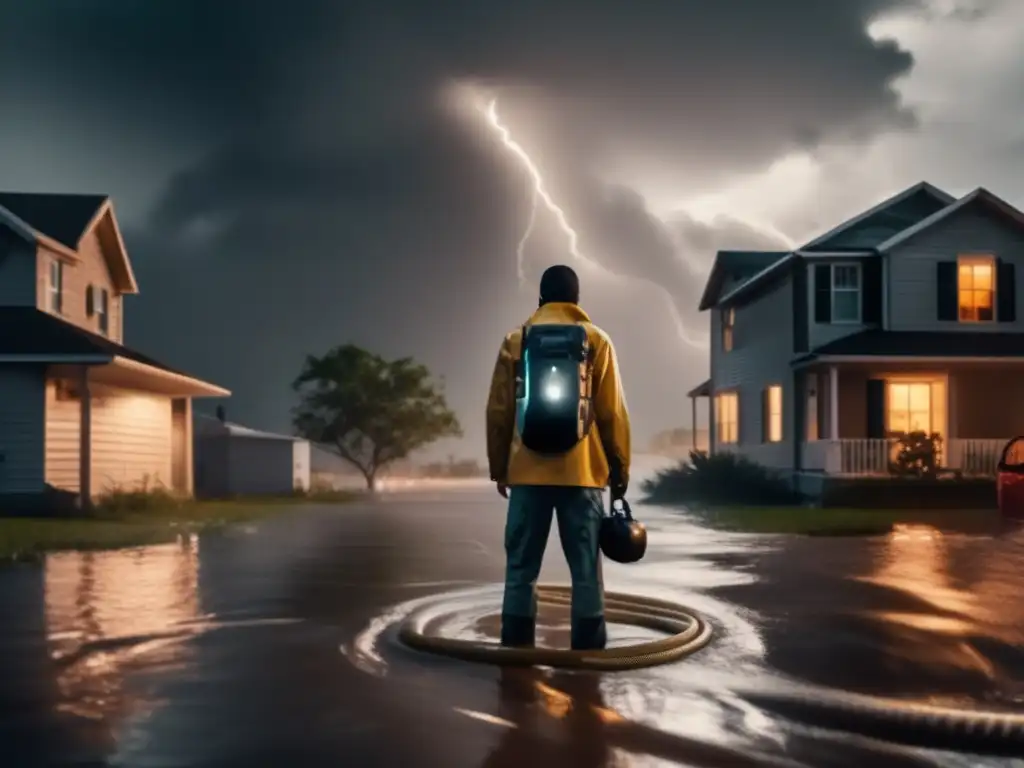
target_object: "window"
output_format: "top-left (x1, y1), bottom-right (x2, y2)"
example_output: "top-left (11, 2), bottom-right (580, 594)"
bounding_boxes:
top-left (886, 379), bottom-right (946, 461)
top-left (888, 382), bottom-right (932, 434)
top-left (95, 288), bottom-right (110, 335)
top-left (48, 259), bottom-right (63, 313)
top-left (830, 263), bottom-right (861, 323)
top-left (715, 391), bottom-right (739, 444)
top-left (721, 307), bottom-right (735, 352)
top-left (958, 255), bottom-right (995, 322)
top-left (765, 385), bottom-right (783, 443)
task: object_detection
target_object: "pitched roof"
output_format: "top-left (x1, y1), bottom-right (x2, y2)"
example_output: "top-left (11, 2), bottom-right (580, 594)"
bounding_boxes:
top-left (0, 192), bottom-right (108, 249)
top-left (700, 182), bottom-right (958, 312)
top-left (0, 306), bottom-right (188, 375)
top-left (875, 187), bottom-right (1024, 252)
top-left (686, 378), bottom-right (711, 398)
top-left (800, 181), bottom-right (955, 252)
top-left (697, 250), bottom-right (789, 310)
top-left (794, 329), bottom-right (1024, 362)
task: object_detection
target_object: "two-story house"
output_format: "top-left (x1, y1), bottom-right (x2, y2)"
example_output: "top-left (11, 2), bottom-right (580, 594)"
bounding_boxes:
top-left (691, 181), bottom-right (1024, 494)
top-left (0, 192), bottom-right (229, 508)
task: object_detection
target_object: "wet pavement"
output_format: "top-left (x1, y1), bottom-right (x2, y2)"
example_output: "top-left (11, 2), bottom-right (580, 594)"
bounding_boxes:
top-left (1, 482), bottom-right (1023, 767)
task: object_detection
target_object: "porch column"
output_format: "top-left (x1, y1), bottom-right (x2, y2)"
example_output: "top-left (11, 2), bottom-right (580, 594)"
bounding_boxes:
top-left (690, 396), bottom-right (698, 450)
top-left (708, 396), bottom-right (716, 455)
top-left (184, 398), bottom-right (195, 496)
top-left (828, 365), bottom-right (839, 440)
top-left (78, 366), bottom-right (92, 510)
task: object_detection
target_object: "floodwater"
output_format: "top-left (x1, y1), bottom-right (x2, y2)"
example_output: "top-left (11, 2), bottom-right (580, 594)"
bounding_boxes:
top-left (1, 476), bottom-right (1023, 766)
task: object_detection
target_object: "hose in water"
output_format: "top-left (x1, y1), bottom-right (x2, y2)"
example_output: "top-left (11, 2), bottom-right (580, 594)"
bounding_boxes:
top-left (744, 687), bottom-right (1024, 759)
top-left (399, 585), bottom-right (712, 671)
top-left (396, 583), bottom-right (1024, 757)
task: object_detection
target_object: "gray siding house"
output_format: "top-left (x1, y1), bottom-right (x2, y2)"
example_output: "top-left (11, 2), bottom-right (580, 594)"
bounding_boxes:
top-left (690, 181), bottom-right (1024, 490)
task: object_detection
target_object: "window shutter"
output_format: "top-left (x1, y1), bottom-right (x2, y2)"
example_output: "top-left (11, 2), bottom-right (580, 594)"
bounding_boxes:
top-left (815, 374), bottom-right (826, 440)
top-left (936, 261), bottom-right (957, 321)
top-left (85, 284), bottom-right (95, 316)
top-left (814, 265), bottom-right (831, 323)
top-left (761, 388), bottom-right (769, 443)
top-left (997, 259), bottom-right (1016, 322)
top-left (866, 379), bottom-right (886, 439)
top-left (861, 256), bottom-right (882, 324)
top-left (792, 261), bottom-right (809, 353)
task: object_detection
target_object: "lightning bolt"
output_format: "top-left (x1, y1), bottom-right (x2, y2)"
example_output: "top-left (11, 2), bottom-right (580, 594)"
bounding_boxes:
top-left (481, 99), bottom-right (708, 352)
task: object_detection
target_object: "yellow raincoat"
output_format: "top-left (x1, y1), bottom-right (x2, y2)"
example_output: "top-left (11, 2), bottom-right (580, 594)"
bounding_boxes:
top-left (486, 302), bottom-right (631, 490)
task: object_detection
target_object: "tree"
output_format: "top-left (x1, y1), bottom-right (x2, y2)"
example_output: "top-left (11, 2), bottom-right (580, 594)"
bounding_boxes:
top-left (292, 345), bottom-right (462, 491)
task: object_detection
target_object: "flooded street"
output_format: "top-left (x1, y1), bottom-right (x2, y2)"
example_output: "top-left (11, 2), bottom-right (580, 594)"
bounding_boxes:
top-left (1, 485), bottom-right (1023, 767)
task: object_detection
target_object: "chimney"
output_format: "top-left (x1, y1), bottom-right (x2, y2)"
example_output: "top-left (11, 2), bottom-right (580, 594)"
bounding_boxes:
top-left (216, 405), bottom-right (226, 423)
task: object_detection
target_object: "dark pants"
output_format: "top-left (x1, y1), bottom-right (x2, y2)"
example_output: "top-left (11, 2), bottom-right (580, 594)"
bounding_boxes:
top-left (502, 485), bottom-right (605, 621)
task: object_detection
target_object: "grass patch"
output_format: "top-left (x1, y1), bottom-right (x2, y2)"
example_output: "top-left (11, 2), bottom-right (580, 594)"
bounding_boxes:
top-left (0, 488), bottom-right (359, 562)
top-left (686, 505), bottom-right (1002, 536)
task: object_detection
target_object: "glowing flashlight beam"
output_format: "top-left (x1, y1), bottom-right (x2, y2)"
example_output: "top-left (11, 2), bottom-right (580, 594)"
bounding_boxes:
top-left (481, 99), bottom-right (708, 352)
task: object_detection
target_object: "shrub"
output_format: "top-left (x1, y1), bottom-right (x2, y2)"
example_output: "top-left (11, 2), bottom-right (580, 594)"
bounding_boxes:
top-left (94, 476), bottom-right (181, 515)
top-left (642, 450), bottom-right (803, 506)
top-left (888, 430), bottom-right (941, 477)
top-left (290, 482), bottom-right (358, 502)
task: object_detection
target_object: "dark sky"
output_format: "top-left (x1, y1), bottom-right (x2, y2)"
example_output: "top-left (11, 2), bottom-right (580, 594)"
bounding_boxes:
top-left (0, 0), bottom-right (944, 456)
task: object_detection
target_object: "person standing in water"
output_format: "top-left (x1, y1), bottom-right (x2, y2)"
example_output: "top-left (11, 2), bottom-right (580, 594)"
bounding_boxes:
top-left (485, 264), bottom-right (631, 650)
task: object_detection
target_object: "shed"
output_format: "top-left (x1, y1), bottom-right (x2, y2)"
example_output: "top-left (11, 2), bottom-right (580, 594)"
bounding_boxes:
top-left (193, 412), bottom-right (310, 497)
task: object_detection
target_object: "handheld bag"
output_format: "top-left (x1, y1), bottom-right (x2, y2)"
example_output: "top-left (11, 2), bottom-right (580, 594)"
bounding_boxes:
top-left (514, 323), bottom-right (594, 454)
top-left (599, 498), bottom-right (647, 564)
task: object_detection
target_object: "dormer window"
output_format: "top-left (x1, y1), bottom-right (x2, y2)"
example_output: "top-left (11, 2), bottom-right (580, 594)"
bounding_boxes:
top-left (48, 259), bottom-right (64, 314)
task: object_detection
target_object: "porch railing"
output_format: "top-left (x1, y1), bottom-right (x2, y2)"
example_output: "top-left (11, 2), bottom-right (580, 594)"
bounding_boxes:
top-left (803, 438), bottom-right (1007, 477)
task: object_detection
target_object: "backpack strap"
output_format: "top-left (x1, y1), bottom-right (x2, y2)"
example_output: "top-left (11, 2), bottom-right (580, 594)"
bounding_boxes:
top-left (578, 323), bottom-right (597, 434)
top-left (513, 325), bottom-right (529, 401)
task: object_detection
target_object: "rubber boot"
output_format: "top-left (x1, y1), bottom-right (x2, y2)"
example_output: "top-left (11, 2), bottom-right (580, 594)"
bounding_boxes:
top-left (571, 616), bottom-right (607, 651)
top-left (500, 614), bottom-right (536, 647)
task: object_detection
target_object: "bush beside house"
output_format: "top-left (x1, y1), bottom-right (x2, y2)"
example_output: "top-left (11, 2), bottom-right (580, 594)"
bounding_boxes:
top-left (642, 450), bottom-right (804, 507)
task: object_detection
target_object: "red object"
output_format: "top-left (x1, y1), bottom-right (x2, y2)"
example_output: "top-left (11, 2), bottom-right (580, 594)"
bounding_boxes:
top-left (996, 436), bottom-right (1024, 518)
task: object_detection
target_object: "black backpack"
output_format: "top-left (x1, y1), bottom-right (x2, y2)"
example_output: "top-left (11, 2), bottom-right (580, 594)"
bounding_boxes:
top-left (514, 323), bottom-right (595, 454)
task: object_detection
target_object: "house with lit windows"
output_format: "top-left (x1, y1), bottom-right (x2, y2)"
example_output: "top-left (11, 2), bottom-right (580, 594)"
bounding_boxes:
top-left (688, 181), bottom-right (1024, 493)
top-left (0, 192), bottom-right (229, 510)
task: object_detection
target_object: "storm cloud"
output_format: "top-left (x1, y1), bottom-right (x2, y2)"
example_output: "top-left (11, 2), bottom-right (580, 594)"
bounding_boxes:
top-left (1, 0), bottom-right (934, 448)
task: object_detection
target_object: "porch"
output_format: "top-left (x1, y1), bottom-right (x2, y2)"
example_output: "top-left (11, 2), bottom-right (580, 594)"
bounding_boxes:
top-left (798, 359), bottom-right (1023, 478)
top-left (46, 358), bottom-right (229, 506)
top-left (802, 437), bottom-right (1005, 476)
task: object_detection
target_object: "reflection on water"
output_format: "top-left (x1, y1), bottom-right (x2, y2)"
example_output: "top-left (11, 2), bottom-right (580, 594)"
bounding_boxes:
top-left (865, 524), bottom-right (979, 635)
top-left (44, 537), bottom-right (201, 726)
top-left (860, 523), bottom-right (1024, 705)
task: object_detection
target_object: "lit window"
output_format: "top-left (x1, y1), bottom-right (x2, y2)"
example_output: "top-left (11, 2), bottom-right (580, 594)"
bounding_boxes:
top-left (958, 255), bottom-right (994, 322)
top-left (721, 307), bottom-right (735, 351)
top-left (766, 385), bottom-right (783, 443)
top-left (49, 259), bottom-right (63, 314)
top-left (831, 264), bottom-right (861, 323)
top-left (715, 391), bottom-right (739, 444)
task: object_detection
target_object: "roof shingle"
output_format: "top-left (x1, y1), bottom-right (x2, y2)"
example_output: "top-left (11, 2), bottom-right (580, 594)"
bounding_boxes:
top-left (0, 192), bottom-right (107, 249)
top-left (798, 329), bottom-right (1024, 361)
top-left (0, 306), bottom-right (188, 375)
